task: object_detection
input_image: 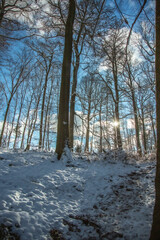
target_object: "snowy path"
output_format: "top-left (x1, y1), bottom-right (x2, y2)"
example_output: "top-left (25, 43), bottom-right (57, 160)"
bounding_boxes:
top-left (0, 150), bottom-right (155, 240)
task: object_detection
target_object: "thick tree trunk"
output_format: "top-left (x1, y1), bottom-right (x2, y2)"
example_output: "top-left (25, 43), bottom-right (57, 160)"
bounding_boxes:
top-left (150, 0), bottom-right (160, 239)
top-left (56, 0), bottom-right (75, 159)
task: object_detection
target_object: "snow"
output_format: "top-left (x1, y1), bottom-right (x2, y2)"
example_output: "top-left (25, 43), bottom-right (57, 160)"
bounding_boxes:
top-left (0, 148), bottom-right (155, 240)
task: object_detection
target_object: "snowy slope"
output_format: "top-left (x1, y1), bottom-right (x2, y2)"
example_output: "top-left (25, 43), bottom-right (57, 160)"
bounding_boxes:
top-left (0, 149), bottom-right (155, 240)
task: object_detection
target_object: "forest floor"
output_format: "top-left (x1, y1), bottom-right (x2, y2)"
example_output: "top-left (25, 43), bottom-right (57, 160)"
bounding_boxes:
top-left (0, 148), bottom-right (155, 240)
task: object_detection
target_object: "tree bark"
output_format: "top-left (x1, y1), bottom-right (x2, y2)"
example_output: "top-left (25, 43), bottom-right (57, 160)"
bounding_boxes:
top-left (69, 56), bottom-right (79, 149)
top-left (141, 108), bottom-right (147, 153)
top-left (0, 96), bottom-right (12, 146)
top-left (113, 63), bottom-right (122, 149)
top-left (85, 101), bottom-right (91, 152)
top-left (127, 63), bottom-right (142, 155)
top-left (56, 0), bottom-right (75, 159)
top-left (20, 94), bottom-right (33, 149)
top-left (39, 56), bottom-right (53, 149)
top-left (150, 0), bottom-right (160, 239)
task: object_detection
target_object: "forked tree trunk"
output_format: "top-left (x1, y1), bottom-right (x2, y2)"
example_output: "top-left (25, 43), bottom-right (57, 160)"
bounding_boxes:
top-left (56, 0), bottom-right (75, 159)
top-left (150, 0), bottom-right (160, 239)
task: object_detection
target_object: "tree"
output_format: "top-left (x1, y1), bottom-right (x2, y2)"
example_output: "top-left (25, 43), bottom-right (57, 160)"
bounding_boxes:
top-left (69, 0), bottom-right (109, 150)
top-left (55, 0), bottom-right (75, 159)
top-left (100, 25), bottom-right (126, 149)
top-left (150, 0), bottom-right (160, 239)
top-left (123, 61), bottom-right (142, 155)
top-left (0, 50), bottom-right (32, 146)
top-left (77, 74), bottom-right (99, 152)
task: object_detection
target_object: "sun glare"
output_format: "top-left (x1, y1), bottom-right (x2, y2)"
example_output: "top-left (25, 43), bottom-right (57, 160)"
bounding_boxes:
top-left (113, 121), bottom-right (119, 127)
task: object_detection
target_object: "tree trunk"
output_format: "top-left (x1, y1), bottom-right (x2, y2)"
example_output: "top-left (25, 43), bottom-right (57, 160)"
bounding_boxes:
top-left (69, 56), bottom-right (79, 149)
top-left (0, 96), bottom-right (12, 146)
top-left (13, 90), bottom-right (26, 149)
top-left (113, 64), bottom-right (122, 149)
top-left (20, 94), bottom-right (33, 149)
top-left (150, 113), bottom-right (157, 148)
top-left (7, 95), bottom-right (18, 148)
top-left (99, 103), bottom-right (103, 152)
top-left (132, 99), bottom-right (142, 155)
top-left (39, 58), bottom-right (52, 150)
top-left (85, 99), bottom-right (91, 152)
top-left (25, 94), bottom-right (41, 151)
top-left (42, 82), bottom-right (53, 149)
top-left (141, 108), bottom-right (147, 154)
top-left (127, 67), bottom-right (142, 155)
top-left (0, 0), bottom-right (5, 26)
top-left (150, 0), bottom-right (160, 239)
top-left (56, 0), bottom-right (75, 159)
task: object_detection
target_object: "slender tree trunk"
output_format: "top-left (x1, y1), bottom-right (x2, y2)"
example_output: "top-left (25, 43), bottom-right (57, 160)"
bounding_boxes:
top-left (7, 96), bottom-right (18, 147)
top-left (85, 101), bottom-right (91, 152)
top-left (47, 113), bottom-right (50, 151)
top-left (150, 113), bottom-right (157, 147)
top-left (25, 94), bottom-right (41, 150)
top-left (56, 0), bottom-right (75, 159)
top-left (150, 0), bottom-right (160, 239)
top-left (141, 108), bottom-right (147, 153)
top-left (113, 65), bottom-right (122, 149)
top-left (99, 104), bottom-right (103, 152)
top-left (69, 57), bottom-right (79, 149)
top-left (20, 95), bottom-right (33, 149)
top-left (42, 81), bottom-right (53, 149)
top-left (0, 96), bottom-right (12, 146)
top-left (133, 101), bottom-right (142, 155)
top-left (115, 102), bottom-right (122, 148)
top-left (13, 90), bottom-right (26, 149)
top-left (129, 79), bottom-right (142, 155)
top-left (39, 59), bottom-right (52, 149)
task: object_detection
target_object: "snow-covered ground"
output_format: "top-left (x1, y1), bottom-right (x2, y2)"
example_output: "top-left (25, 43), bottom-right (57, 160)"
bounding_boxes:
top-left (0, 148), bottom-right (155, 240)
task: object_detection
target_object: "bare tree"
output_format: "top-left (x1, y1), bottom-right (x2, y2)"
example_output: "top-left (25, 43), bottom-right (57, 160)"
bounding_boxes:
top-left (0, 50), bottom-right (32, 146)
top-left (56, 0), bottom-right (75, 159)
top-left (150, 0), bottom-right (160, 239)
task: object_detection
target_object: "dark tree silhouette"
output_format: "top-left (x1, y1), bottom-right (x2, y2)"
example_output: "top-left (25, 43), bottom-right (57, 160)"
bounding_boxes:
top-left (150, 0), bottom-right (160, 239)
top-left (56, 0), bottom-right (75, 159)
